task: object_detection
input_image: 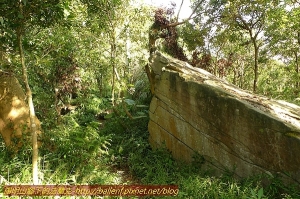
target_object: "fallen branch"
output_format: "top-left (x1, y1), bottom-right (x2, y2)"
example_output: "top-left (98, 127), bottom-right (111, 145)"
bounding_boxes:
top-left (122, 99), bottom-right (133, 119)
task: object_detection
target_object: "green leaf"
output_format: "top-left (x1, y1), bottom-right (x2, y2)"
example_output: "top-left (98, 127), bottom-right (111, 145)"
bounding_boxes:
top-left (104, 113), bottom-right (113, 119)
top-left (136, 105), bottom-right (148, 108)
top-left (18, 14), bottom-right (24, 19)
top-left (118, 146), bottom-right (123, 153)
top-left (251, 189), bottom-right (256, 196)
top-left (257, 188), bottom-right (263, 199)
top-left (74, 137), bottom-right (85, 143)
top-left (124, 99), bottom-right (135, 106)
top-left (132, 116), bottom-right (147, 119)
top-left (137, 111), bottom-right (146, 116)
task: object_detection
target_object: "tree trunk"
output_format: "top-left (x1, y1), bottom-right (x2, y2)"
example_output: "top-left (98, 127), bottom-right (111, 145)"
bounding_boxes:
top-left (111, 30), bottom-right (116, 106)
top-left (253, 41), bottom-right (259, 93)
top-left (17, 32), bottom-right (39, 185)
top-left (233, 61), bottom-right (237, 85)
top-left (294, 51), bottom-right (299, 88)
top-left (145, 63), bottom-right (155, 94)
top-left (125, 23), bottom-right (131, 77)
top-left (96, 74), bottom-right (103, 96)
top-left (239, 61), bottom-right (245, 89)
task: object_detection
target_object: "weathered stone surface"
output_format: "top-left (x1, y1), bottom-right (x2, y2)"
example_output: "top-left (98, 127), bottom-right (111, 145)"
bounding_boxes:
top-left (148, 52), bottom-right (300, 185)
top-left (0, 71), bottom-right (41, 150)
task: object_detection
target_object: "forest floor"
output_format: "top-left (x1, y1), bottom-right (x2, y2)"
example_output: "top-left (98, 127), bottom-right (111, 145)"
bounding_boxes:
top-left (0, 100), bottom-right (299, 198)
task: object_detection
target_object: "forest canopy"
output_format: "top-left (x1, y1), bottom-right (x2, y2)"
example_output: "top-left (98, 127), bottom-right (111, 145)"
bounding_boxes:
top-left (1, 0), bottom-right (300, 101)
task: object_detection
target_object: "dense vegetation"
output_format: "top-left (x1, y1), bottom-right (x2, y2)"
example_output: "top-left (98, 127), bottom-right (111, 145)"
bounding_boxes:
top-left (0, 0), bottom-right (300, 198)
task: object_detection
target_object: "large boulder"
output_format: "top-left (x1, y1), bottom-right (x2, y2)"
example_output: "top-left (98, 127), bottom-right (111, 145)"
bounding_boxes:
top-left (148, 52), bottom-right (300, 185)
top-left (0, 71), bottom-right (41, 150)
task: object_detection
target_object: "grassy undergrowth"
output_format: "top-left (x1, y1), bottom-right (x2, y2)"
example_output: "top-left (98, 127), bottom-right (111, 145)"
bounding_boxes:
top-left (0, 96), bottom-right (299, 199)
top-left (102, 117), bottom-right (300, 199)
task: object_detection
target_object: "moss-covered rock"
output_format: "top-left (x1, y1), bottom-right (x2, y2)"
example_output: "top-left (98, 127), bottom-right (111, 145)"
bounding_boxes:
top-left (148, 52), bottom-right (300, 186)
top-left (0, 71), bottom-right (41, 150)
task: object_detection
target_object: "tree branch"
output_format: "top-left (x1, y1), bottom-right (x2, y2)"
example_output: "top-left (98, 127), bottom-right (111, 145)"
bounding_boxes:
top-left (254, 23), bottom-right (264, 39)
top-left (167, 0), bottom-right (205, 27)
top-left (235, 13), bottom-right (251, 32)
top-left (176, 0), bottom-right (184, 22)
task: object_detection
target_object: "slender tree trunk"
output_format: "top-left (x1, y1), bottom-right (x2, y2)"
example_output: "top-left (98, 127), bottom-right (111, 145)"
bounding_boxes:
top-left (96, 74), bottom-right (103, 96)
top-left (239, 61), bottom-right (245, 89)
top-left (233, 61), bottom-right (238, 85)
top-left (253, 41), bottom-right (259, 93)
top-left (17, 32), bottom-right (39, 185)
top-left (294, 51), bottom-right (299, 88)
top-left (125, 24), bottom-right (131, 78)
top-left (111, 30), bottom-right (116, 105)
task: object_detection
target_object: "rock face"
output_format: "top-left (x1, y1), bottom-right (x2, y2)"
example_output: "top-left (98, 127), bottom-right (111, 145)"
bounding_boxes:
top-left (0, 71), bottom-right (41, 150)
top-left (148, 52), bottom-right (300, 185)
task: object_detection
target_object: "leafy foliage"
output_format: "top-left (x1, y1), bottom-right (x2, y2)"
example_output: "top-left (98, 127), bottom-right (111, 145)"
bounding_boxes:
top-left (149, 7), bottom-right (188, 61)
top-left (179, 22), bottom-right (205, 52)
top-left (0, 0), bottom-right (64, 29)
